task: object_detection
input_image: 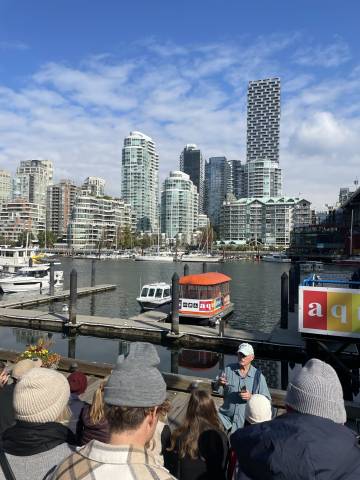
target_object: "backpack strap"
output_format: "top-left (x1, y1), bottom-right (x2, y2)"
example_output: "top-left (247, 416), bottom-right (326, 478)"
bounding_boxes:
top-left (252, 368), bottom-right (261, 395)
top-left (0, 448), bottom-right (16, 480)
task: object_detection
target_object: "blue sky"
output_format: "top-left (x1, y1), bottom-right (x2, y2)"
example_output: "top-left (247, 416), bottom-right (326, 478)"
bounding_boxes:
top-left (0, 0), bottom-right (359, 208)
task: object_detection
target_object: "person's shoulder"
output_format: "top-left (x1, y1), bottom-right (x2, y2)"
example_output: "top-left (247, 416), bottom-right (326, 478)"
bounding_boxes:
top-left (50, 450), bottom-right (90, 480)
top-left (226, 363), bottom-right (239, 371)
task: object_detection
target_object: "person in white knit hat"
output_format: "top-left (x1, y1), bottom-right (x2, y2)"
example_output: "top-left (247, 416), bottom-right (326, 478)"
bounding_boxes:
top-left (0, 368), bottom-right (76, 480)
top-left (244, 394), bottom-right (272, 425)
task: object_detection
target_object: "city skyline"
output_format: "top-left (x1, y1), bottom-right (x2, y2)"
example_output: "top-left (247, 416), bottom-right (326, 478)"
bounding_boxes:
top-left (0, 1), bottom-right (359, 209)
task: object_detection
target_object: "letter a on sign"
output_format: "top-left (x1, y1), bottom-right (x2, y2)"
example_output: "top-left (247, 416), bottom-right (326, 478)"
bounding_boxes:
top-left (303, 290), bottom-right (327, 330)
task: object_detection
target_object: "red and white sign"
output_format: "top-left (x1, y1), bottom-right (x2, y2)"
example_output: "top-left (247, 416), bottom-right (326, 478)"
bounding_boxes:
top-left (299, 286), bottom-right (360, 338)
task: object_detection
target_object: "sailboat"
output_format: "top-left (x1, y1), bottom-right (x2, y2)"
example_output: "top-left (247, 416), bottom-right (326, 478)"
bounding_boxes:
top-left (134, 221), bottom-right (174, 262)
top-left (181, 220), bottom-right (222, 263)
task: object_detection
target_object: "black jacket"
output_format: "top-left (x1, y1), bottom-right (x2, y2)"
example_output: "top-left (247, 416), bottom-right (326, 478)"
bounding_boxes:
top-left (231, 412), bottom-right (360, 480)
top-left (0, 383), bottom-right (15, 441)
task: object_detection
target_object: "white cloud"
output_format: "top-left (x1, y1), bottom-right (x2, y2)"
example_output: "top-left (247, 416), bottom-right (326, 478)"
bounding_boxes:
top-left (0, 35), bottom-right (359, 210)
top-left (293, 37), bottom-right (351, 68)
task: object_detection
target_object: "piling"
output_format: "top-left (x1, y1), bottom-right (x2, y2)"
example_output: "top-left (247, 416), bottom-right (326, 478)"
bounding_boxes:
top-left (91, 259), bottom-right (96, 287)
top-left (184, 264), bottom-right (189, 276)
top-left (48, 261), bottom-right (55, 314)
top-left (280, 272), bottom-right (288, 329)
top-left (171, 272), bottom-right (180, 335)
top-left (219, 317), bottom-right (225, 337)
top-left (294, 262), bottom-right (301, 304)
top-left (202, 262), bottom-right (207, 273)
top-left (171, 350), bottom-right (179, 374)
top-left (69, 269), bottom-right (78, 326)
top-left (281, 360), bottom-right (289, 390)
top-left (288, 265), bottom-right (296, 313)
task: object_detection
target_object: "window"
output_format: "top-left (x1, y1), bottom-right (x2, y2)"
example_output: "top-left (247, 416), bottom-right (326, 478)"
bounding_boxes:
top-left (148, 288), bottom-right (155, 297)
top-left (164, 288), bottom-right (170, 297)
top-left (141, 287), bottom-right (149, 297)
top-left (155, 288), bottom-right (162, 298)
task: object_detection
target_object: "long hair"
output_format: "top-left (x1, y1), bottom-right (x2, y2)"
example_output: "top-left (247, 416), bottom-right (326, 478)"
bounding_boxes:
top-left (169, 389), bottom-right (223, 459)
top-left (89, 382), bottom-right (106, 424)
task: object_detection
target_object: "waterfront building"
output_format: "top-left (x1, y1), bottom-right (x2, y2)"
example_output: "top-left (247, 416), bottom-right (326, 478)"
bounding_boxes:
top-left (14, 160), bottom-right (53, 207)
top-left (221, 196), bottom-right (311, 248)
top-left (122, 131), bottom-right (159, 232)
top-left (0, 199), bottom-right (45, 242)
top-left (229, 160), bottom-right (244, 199)
top-left (204, 157), bottom-right (232, 229)
top-left (82, 176), bottom-right (105, 197)
top-left (198, 213), bottom-right (209, 230)
top-left (243, 159), bottom-right (282, 198)
top-left (160, 171), bottom-right (198, 245)
top-left (47, 180), bottom-right (80, 239)
top-left (179, 144), bottom-right (204, 212)
top-left (68, 194), bottom-right (132, 249)
top-left (0, 170), bottom-right (11, 203)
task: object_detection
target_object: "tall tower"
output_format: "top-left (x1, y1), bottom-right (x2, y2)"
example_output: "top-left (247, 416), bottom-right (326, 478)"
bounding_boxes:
top-left (179, 144), bottom-right (204, 213)
top-left (15, 160), bottom-right (53, 206)
top-left (0, 170), bottom-right (11, 203)
top-left (245, 78), bottom-right (282, 198)
top-left (161, 171), bottom-right (198, 244)
top-left (47, 179), bottom-right (80, 238)
top-left (204, 157), bottom-right (232, 229)
top-left (122, 131), bottom-right (159, 232)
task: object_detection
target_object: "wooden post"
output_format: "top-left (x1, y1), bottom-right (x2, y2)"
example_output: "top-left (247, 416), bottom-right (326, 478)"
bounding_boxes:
top-left (170, 350), bottom-right (179, 374)
top-left (281, 360), bottom-right (289, 390)
top-left (171, 272), bottom-right (180, 335)
top-left (202, 262), bottom-right (207, 273)
top-left (183, 264), bottom-right (189, 276)
top-left (68, 336), bottom-right (76, 359)
top-left (69, 269), bottom-right (78, 325)
top-left (280, 272), bottom-right (288, 329)
top-left (48, 260), bottom-right (55, 314)
top-left (288, 265), bottom-right (295, 313)
top-left (219, 317), bottom-right (225, 337)
top-left (294, 262), bottom-right (301, 304)
top-left (91, 259), bottom-right (96, 287)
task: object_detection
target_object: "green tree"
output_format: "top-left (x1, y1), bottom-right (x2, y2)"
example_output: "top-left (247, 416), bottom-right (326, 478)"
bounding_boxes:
top-left (17, 231), bottom-right (35, 247)
top-left (37, 230), bottom-right (57, 248)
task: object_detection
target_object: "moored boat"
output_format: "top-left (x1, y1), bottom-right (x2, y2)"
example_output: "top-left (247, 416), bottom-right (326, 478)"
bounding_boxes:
top-left (262, 253), bottom-right (291, 263)
top-left (136, 282), bottom-right (172, 310)
top-left (134, 254), bottom-right (174, 262)
top-left (0, 265), bottom-right (64, 294)
top-left (180, 253), bottom-right (223, 263)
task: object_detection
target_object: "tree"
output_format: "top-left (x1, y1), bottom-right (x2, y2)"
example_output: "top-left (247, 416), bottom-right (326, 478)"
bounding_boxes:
top-left (17, 231), bottom-right (35, 247)
top-left (37, 231), bottom-right (57, 248)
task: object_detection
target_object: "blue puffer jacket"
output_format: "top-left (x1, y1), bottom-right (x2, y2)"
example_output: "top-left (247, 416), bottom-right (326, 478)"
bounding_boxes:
top-left (231, 412), bottom-right (360, 480)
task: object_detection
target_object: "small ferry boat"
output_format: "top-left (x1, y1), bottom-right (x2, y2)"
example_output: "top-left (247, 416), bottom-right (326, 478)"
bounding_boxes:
top-left (262, 253), bottom-right (291, 263)
top-left (0, 265), bottom-right (64, 294)
top-left (179, 272), bottom-right (233, 325)
top-left (136, 282), bottom-right (172, 310)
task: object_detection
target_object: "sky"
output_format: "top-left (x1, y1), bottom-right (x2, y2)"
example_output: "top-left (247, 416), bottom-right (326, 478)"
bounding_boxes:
top-left (0, 0), bottom-right (359, 209)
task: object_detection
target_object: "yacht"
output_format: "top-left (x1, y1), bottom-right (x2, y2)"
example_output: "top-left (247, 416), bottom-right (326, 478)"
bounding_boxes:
top-left (136, 282), bottom-right (172, 310)
top-left (0, 265), bottom-right (64, 294)
top-left (180, 253), bottom-right (223, 263)
top-left (0, 246), bottom-right (38, 274)
top-left (134, 254), bottom-right (174, 262)
top-left (262, 253), bottom-right (291, 263)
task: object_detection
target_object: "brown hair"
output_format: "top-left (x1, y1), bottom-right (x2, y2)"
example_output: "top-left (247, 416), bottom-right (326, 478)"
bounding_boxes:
top-left (169, 389), bottom-right (223, 459)
top-left (106, 400), bottom-right (170, 433)
top-left (89, 382), bottom-right (106, 424)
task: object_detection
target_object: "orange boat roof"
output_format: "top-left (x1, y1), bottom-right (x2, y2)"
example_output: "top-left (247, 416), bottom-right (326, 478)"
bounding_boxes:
top-left (179, 272), bottom-right (231, 286)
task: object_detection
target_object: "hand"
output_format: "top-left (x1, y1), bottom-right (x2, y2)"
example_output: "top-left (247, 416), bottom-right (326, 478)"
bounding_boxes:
top-left (0, 370), bottom-right (9, 388)
top-left (240, 390), bottom-right (251, 401)
top-left (218, 373), bottom-right (228, 386)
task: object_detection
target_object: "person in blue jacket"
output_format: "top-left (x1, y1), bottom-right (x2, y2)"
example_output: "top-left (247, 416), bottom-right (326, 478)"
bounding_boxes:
top-left (231, 358), bottom-right (360, 480)
top-left (214, 343), bottom-right (271, 433)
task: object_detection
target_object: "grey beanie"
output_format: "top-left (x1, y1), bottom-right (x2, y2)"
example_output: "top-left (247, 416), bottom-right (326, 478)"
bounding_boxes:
top-left (285, 358), bottom-right (346, 424)
top-left (104, 342), bottom-right (166, 407)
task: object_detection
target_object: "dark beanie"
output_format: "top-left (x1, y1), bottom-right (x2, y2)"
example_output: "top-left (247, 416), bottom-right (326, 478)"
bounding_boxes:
top-left (68, 371), bottom-right (88, 395)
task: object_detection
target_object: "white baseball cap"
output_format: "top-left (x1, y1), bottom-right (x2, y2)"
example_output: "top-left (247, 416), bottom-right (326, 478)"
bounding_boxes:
top-left (237, 343), bottom-right (254, 356)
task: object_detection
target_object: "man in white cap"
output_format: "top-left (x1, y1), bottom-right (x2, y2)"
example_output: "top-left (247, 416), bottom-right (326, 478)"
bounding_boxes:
top-left (215, 343), bottom-right (270, 433)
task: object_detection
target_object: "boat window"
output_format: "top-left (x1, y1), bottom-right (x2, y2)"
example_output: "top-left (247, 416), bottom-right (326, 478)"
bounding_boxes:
top-left (141, 287), bottom-right (149, 297)
top-left (155, 288), bottom-right (162, 298)
top-left (164, 288), bottom-right (170, 297)
top-left (148, 288), bottom-right (155, 297)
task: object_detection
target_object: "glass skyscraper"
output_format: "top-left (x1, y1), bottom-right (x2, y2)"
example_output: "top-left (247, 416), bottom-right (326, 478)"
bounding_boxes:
top-left (179, 144), bottom-right (204, 213)
top-left (204, 157), bottom-right (232, 229)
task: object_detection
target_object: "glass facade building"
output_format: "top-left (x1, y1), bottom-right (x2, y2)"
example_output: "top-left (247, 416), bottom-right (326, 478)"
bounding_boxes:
top-left (179, 144), bottom-right (204, 213)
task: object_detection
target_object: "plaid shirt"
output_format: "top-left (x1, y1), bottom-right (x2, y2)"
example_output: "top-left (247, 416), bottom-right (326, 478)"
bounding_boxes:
top-left (49, 440), bottom-right (176, 480)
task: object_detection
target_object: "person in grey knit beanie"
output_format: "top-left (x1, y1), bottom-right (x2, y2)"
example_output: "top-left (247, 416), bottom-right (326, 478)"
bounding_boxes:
top-left (285, 357), bottom-right (346, 424)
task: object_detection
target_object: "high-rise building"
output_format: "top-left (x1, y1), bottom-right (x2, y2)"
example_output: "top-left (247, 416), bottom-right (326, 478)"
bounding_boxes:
top-left (246, 78), bottom-right (281, 164)
top-left (82, 176), bottom-right (106, 197)
top-left (68, 194), bottom-right (132, 249)
top-left (161, 171), bottom-right (198, 244)
top-left (0, 199), bottom-right (46, 242)
top-left (14, 160), bottom-right (53, 208)
top-left (0, 170), bottom-right (11, 203)
top-left (47, 180), bottom-right (80, 239)
top-left (245, 78), bottom-right (282, 198)
top-left (221, 196), bottom-right (311, 248)
top-left (243, 159), bottom-right (282, 198)
top-left (229, 160), bottom-right (244, 199)
top-left (179, 144), bottom-right (204, 212)
top-left (204, 157), bottom-right (232, 229)
top-left (122, 131), bottom-right (159, 232)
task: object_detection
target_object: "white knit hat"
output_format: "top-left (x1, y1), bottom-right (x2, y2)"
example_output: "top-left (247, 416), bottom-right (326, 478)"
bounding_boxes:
top-left (245, 394), bottom-right (272, 424)
top-left (14, 368), bottom-right (70, 423)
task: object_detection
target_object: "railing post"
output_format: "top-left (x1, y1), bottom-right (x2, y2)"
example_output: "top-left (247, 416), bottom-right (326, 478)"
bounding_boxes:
top-left (91, 258), bottom-right (96, 287)
top-left (219, 317), bottom-right (225, 337)
top-left (69, 269), bottom-right (78, 325)
top-left (202, 262), bottom-right (207, 273)
top-left (280, 272), bottom-right (288, 329)
top-left (288, 265), bottom-right (295, 313)
top-left (48, 260), bottom-right (55, 314)
top-left (171, 272), bottom-right (180, 335)
top-left (184, 263), bottom-right (189, 276)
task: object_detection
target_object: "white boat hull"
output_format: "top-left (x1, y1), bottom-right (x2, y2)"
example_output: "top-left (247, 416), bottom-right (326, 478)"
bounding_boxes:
top-left (134, 255), bottom-right (174, 262)
top-left (181, 255), bottom-right (222, 263)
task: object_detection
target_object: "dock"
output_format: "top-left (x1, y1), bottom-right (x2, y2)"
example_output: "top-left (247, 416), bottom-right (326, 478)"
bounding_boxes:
top-left (0, 284), bottom-right (116, 308)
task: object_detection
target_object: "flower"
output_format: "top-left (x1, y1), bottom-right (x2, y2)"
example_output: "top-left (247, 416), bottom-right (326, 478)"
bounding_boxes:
top-left (18, 338), bottom-right (61, 368)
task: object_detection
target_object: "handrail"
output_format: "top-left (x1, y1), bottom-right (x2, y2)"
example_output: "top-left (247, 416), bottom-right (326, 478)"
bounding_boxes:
top-left (302, 276), bottom-right (360, 287)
